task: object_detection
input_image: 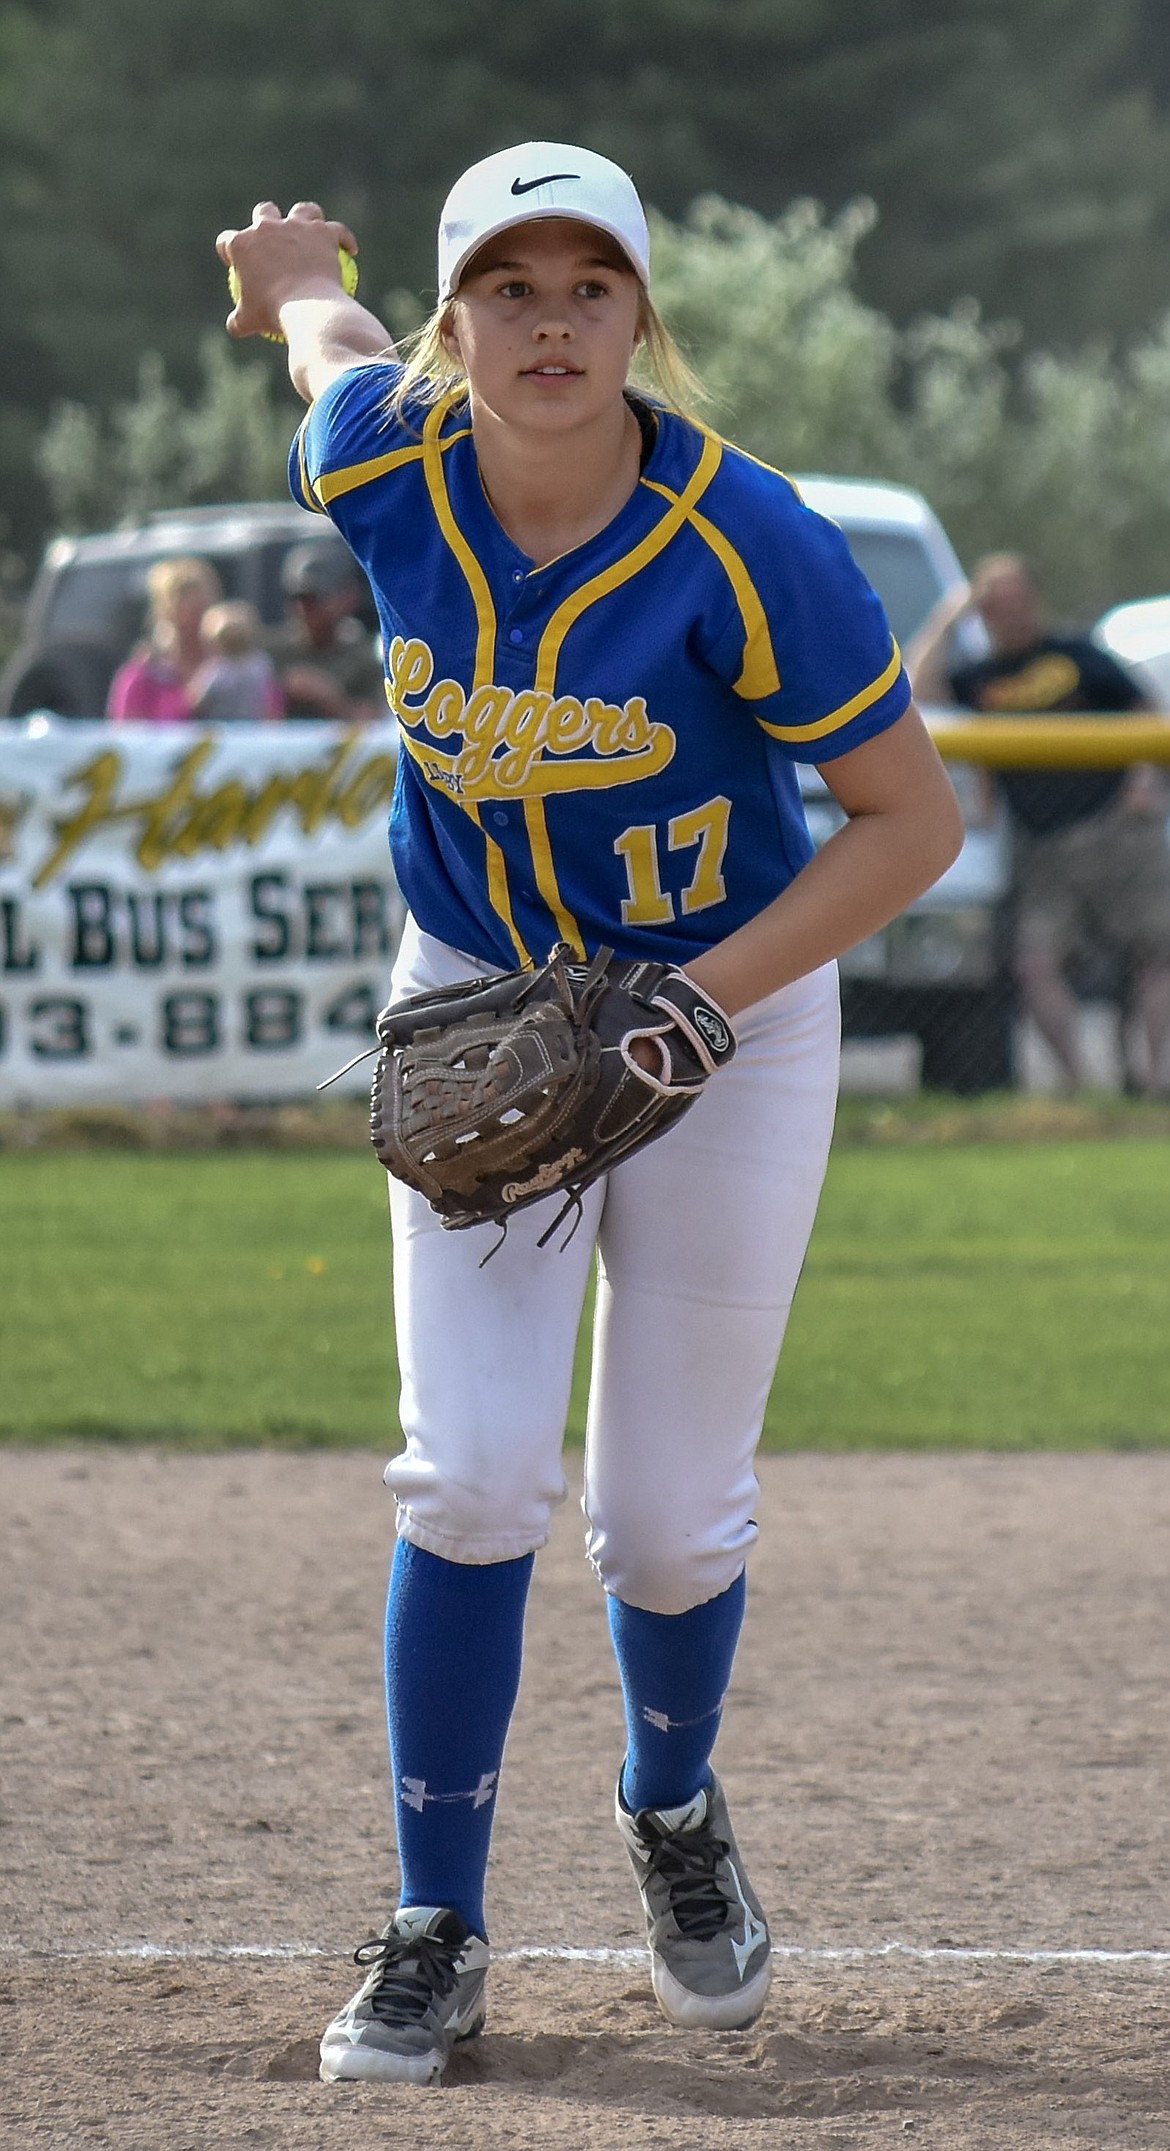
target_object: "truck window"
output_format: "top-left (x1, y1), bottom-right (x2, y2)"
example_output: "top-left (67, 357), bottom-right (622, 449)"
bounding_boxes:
top-left (43, 562), bottom-right (148, 641)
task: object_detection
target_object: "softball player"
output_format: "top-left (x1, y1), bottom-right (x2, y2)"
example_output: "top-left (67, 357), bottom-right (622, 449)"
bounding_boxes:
top-left (219, 144), bottom-right (963, 2085)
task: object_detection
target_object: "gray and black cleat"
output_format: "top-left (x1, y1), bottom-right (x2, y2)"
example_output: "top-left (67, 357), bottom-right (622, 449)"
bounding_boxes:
top-left (319, 1904), bottom-right (490, 2085)
top-left (616, 1773), bottom-right (772, 2030)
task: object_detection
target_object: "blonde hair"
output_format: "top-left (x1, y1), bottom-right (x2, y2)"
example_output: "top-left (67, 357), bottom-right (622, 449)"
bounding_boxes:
top-left (146, 555), bottom-right (222, 618)
top-left (200, 599), bottom-right (261, 658)
top-left (387, 286), bottom-right (704, 429)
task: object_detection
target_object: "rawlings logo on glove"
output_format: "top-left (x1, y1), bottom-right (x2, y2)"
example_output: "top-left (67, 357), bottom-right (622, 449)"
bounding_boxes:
top-left (330, 943), bottom-right (736, 1254)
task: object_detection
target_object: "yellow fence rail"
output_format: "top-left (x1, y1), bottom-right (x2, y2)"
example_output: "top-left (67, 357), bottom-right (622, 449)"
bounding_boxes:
top-left (925, 712), bottom-right (1170, 768)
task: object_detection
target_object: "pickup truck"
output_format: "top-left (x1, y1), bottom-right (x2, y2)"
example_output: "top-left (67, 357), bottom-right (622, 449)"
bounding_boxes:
top-left (0, 500), bottom-right (366, 721)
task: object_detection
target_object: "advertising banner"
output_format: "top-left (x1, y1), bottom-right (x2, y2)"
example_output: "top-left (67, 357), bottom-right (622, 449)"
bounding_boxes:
top-left (0, 721), bottom-right (405, 1106)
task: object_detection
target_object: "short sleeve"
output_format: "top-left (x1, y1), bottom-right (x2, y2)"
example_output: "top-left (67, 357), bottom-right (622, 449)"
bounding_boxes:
top-left (948, 659), bottom-right (981, 710)
top-left (288, 360), bottom-right (411, 514)
top-left (706, 477), bottom-right (911, 761)
top-left (1081, 643), bottom-right (1145, 711)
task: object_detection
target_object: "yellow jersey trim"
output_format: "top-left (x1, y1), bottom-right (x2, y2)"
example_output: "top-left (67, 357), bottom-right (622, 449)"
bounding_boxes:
top-left (642, 478), bottom-right (781, 700)
top-left (420, 397), bottom-right (530, 955)
top-left (422, 398), bottom-right (496, 689)
top-left (318, 440), bottom-right (423, 503)
top-left (308, 427), bottom-right (473, 508)
top-left (295, 425), bottom-right (328, 513)
top-left (316, 443), bottom-right (422, 504)
top-left (755, 641), bottom-right (904, 746)
top-left (504, 435), bottom-right (721, 958)
top-left (523, 800), bottom-right (583, 955)
top-left (465, 803), bottom-right (530, 965)
top-left (534, 433), bottom-right (724, 693)
top-left (519, 439), bottom-right (721, 960)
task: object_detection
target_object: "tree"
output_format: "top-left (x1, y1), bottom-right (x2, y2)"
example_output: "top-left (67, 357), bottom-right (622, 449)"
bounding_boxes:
top-left (37, 339), bottom-right (297, 531)
top-left (39, 189), bottom-right (1170, 617)
top-left (653, 195), bottom-right (1170, 617)
top-left (7, 0), bottom-right (1170, 591)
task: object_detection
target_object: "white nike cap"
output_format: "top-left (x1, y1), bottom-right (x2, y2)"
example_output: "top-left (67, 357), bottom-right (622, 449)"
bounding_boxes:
top-left (437, 141), bottom-right (651, 301)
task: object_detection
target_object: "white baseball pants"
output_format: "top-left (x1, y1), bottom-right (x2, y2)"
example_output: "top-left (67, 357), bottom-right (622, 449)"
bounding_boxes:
top-left (383, 919), bottom-right (840, 1614)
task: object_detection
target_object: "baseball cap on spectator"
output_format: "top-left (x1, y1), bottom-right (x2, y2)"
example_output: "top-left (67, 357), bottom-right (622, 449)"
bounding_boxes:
top-left (437, 142), bottom-right (651, 301)
top-left (281, 543), bottom-right (359, 601)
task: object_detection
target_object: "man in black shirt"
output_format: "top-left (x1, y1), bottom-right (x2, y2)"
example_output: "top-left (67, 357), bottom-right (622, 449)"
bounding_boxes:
top-left (908, 554), bottom-right (1170, 1094)
top-left (270, 542), bottom-right (384, 722)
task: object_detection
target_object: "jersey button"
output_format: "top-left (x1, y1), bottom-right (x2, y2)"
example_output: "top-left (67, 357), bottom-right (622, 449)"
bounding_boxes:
top-left (492, 810), bottom-right (509, 828)
top-left (512, 570), bottom-right (524, 584)
top-left (508, 627), bottom-right (524, 644)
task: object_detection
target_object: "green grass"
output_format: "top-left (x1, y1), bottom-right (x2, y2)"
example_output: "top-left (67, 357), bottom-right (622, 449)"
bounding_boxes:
top-left (0, 1153), bottom-right (397, 1444)
top-left (0, 1140), bottom-right (1167, 1447)
top-left (768, 1142), bottom-right (1170, 1446)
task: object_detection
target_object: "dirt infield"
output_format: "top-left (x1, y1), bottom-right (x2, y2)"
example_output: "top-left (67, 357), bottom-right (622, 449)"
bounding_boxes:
top-left (3, 1448), bottom-right (1169, 2148)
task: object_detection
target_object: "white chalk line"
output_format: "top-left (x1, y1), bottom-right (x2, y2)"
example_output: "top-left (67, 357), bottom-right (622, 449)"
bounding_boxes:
top-left (4, 1940), bottom-right (1170, 1968)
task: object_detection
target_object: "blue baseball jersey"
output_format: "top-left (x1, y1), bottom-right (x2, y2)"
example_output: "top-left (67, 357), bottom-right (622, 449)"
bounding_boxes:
top-left (290, 365), bottom-right (910, 969)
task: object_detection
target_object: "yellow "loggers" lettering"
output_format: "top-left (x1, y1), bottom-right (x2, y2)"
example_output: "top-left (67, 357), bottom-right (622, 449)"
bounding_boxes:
top-left (387, 637), bottom-right (676, 797)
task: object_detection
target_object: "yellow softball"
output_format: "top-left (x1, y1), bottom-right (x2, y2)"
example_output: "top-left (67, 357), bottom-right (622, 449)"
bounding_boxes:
top-left (227, 245), bottom-right (359, 343)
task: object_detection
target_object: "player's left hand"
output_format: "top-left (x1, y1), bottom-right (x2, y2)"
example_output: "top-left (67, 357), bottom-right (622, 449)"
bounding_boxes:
top-left (357, 944), bottom-right (738, 1247)
top-left (216, 200), bottom-right (359, 341)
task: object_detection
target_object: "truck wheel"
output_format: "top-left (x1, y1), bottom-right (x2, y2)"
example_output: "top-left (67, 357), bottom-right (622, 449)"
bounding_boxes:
top-left (6, 642), bottom-right (113, 718)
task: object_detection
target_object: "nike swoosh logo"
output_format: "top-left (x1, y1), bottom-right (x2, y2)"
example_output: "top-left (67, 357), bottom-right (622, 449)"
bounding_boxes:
top-left (728, 1865), bottom-right (768, 1979)
top-left (510, 173), bottom-right (580, 195)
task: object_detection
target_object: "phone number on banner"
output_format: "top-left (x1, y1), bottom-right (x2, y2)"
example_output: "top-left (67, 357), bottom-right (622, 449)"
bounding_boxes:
top-left (0, 980), bottom-right (382, 1064)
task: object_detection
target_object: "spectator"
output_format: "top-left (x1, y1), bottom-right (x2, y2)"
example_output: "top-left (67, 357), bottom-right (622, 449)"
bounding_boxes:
top-left (106, 555), bottom-right (221, 722)
top-left (907, 552), bottom-right (1170, 1096)
top-left (271, 541), bottom-right (384, 720)
top-left (189, 599), bottom-right (284, 722)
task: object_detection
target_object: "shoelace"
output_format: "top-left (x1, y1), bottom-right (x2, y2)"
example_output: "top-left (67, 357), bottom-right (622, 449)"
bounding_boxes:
top-left (647, 1822), bottom-right (734, 1941)
top-left (353, 1930), bottom-right (464, 2026)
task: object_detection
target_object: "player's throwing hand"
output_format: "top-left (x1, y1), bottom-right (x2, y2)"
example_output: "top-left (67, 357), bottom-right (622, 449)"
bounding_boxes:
top-left (216, 200), bottom-right (361, 342)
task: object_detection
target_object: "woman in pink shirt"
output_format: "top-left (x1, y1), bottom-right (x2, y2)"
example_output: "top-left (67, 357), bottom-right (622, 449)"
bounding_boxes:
top-left (106, 555), bottom-right (222, 722)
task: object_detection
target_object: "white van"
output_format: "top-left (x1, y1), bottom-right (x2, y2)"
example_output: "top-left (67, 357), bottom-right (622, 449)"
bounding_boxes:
top-left (1093, 595), bottom-right (1170, 708)
top-left (796, 476), bottom-right (1010, 1092)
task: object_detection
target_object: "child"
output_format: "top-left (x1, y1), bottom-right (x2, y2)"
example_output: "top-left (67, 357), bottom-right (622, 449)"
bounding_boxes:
top-left (189, 599), bottom-right (284, 721)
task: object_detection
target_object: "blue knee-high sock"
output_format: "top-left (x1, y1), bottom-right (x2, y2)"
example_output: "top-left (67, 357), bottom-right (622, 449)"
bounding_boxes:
top-left (608, 1570), bottom-right (747, 1814)
top-left (385, 1540), bottom-right (533, 1940)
